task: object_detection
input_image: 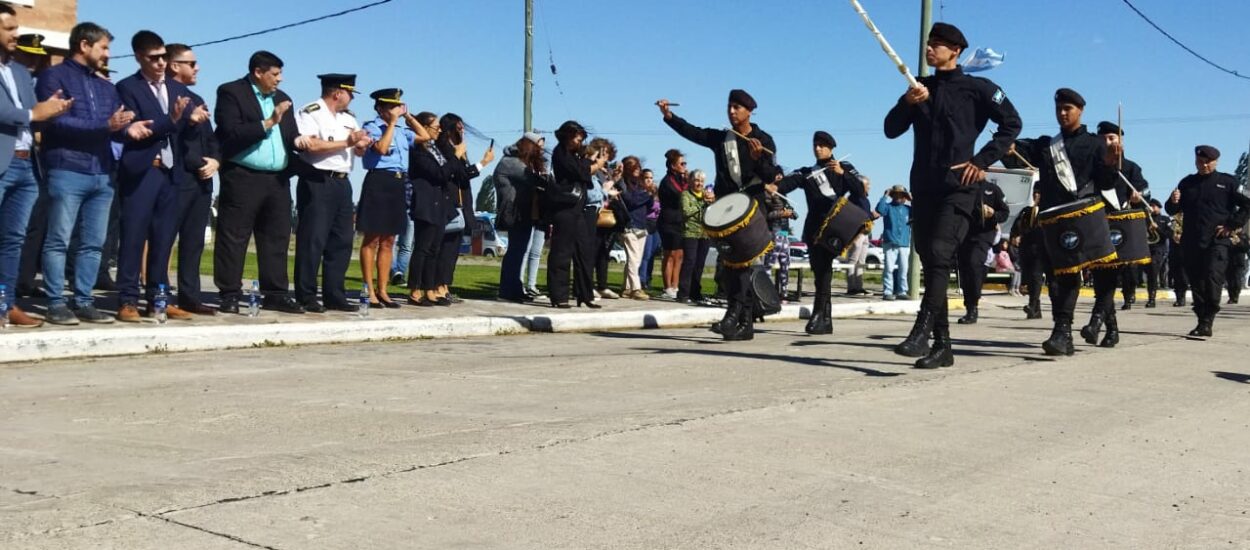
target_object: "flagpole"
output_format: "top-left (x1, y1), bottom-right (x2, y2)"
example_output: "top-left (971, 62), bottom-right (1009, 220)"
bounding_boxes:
top-left (907, 0), bottom-right (931, 301)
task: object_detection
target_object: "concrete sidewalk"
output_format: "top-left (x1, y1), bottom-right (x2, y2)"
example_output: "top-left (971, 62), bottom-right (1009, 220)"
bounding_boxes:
top-left (1, 293), bottom-right (921, 364)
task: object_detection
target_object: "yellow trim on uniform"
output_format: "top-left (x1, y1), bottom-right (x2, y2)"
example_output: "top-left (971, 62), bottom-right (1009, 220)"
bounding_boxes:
top-left (1091, 256), bottom-right (1152, 270)
top-left (721, 240), bottom-right (774, 269)
top-left (1106, 209), bottom-right (1147, 221)
top-left (1037, 201), bottom-right (1104, 226)
top-left (17, 45), bottom-right (46, 56)
top-left (816, 196), bottom-right (873, 256)
top-left (704, 199), bottom-right (760, 239)
top-left (1052, 251), bottom-right (1119, 275)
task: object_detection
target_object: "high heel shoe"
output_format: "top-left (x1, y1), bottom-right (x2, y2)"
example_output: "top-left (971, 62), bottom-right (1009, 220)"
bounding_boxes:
top-left (379, 298), bottom-right (401, 309)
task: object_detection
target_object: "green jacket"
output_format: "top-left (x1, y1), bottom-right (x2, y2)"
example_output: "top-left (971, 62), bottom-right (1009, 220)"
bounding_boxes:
top-left (681, 189), bottom-right (709, 239)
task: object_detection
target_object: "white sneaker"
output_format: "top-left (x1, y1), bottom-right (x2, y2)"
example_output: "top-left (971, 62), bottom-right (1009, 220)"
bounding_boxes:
top-left (598, 288), bottom-right (620, 299)
top-left (662, 288), bottom-right (678, 300)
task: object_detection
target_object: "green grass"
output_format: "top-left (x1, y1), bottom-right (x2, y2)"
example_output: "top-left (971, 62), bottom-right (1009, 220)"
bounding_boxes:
top-left (173, 246), bottom-right (882, 301)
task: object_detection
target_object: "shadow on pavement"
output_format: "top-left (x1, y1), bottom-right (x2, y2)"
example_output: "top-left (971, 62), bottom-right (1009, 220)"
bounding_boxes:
top-left (1212, 371), bottom-right (1250, 384)
top-left (632, 347), bottom-right (907, 377)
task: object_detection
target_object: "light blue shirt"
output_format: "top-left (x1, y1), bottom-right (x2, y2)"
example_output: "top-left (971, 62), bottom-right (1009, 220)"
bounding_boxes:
top-left (876, 195), bottom-right (912, 247)
top-left (231, 82), bottom-right (288, 171)
top-left (0, 62), bottom-right (33, 151)
top-left (361, 117), bottom-right (415, 171)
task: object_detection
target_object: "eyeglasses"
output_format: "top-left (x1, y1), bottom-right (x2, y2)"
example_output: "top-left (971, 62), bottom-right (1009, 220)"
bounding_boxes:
top-left (170, 59), bottom-right (197, 68)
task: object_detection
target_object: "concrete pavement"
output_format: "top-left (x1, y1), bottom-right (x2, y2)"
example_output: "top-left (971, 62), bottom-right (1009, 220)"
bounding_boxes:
top-left (2, 294), bottom-right (1249, 549)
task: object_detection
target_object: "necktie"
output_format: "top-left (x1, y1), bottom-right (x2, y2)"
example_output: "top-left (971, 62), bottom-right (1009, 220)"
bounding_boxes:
top-left (152, 80), bottom-right (173, 167)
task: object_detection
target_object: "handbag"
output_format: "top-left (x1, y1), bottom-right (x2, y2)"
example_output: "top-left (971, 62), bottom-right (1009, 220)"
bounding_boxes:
top-left (445, 209), bottom-right (465, 234)
top-left (596, 205), bottom-right (617, 229)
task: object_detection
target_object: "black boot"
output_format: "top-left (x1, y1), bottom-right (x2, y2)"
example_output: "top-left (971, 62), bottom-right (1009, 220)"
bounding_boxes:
top-left (1120, 299), bottom-right (1132, 311)
top-left (957, 306), bottom-right (978, 325)
top-left (1079, 310), bottom-right (1104, 345)
top-left (1188, 317), bottom-right (1213, 337)
top-left (894, 307), bottom-right (934, 358)
top-left (805, 294), bottom-right (832, 335)
top-left (723, 304), bottom-right (755, 341)
top-left (1024, 299), bottom-right (1043, 319)
top-left (915, 325), bottom-right (954, 369)
top-left (1043, 322), bottom-right (1075, 356)
top-left (711, 302), bottom-right (739, 334)
top-left (1145, 293), bottom-right (1156, 308)
top-left (1100, 311), bottom-right (1119, 348)
top-left (1174, 294), bottom-right (1186, 307)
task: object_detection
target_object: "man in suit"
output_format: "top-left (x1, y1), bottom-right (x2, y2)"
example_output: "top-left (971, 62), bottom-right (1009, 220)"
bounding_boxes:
top-left (166, 43), bottom-right (218, 315)
top-left (213, 50), bottom-right (303, 314)
top-left (113, 30), bottom-right (196, 322)
top-left (0, 5), bottom-right (72, 327)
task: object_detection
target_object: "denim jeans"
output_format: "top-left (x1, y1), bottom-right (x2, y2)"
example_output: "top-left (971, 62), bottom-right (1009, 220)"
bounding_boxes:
top-left (640, 230), bottom-right (660, 289)
top-left (521, 225), bottom-right (546, 290)
top-left (499, 221), bottom-right (533, 299)
top-left (883, 243), bottom-right (909, 296)
top-left (42, 169), bottom-right (114, 307)
top-left (0, 157), bottom-right (38, 308)
top-left (391, 216), bottom-right (413, 275)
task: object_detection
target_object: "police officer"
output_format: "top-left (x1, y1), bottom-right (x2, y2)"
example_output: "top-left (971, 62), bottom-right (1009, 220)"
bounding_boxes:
top-left (293, 73), bottom-right (372, 312)
top-left (1003, 88), bottom-right (1116, 356)
top-left (1074, 121), bottom-right (1147, 348)
top-left (1144, 198), bottom-right (1172, 308)
top-left (1164, 145), bottom-right (1250, 337)
top-left (884, 22), bottom-right (1022, 369)
top-left (955, 179), bottom-right (1009, 324)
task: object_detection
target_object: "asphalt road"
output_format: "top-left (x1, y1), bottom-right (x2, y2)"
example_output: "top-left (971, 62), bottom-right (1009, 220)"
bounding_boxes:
top-left (3, 296), bottom-right (1249, 549)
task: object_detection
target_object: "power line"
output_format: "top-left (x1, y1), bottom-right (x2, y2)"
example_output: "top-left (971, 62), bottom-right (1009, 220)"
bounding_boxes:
top-left (114, 0), bottom-right (395, 59)
top-left (1119, 0), bottom-right (1250, 81)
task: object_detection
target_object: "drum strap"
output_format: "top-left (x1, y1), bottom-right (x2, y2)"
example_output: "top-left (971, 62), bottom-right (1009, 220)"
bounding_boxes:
top-left (723, 131), bottom-right (743, 187)
top-left (1048, 133), bottom-right (1079, 196)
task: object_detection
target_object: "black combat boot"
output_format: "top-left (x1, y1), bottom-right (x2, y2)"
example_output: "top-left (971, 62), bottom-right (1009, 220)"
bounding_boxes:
top-left (1079, 310), bottom-right (1104, 345)
top-left (723, 303), bottom-right (755, 341)
top-left (957, 306), bottom-right (978, 324)
top-left (1099, 310), bottom-right (1119, 348)
top-left (806, 294), bottom-right (832, 335)
top-left (914, 325), bottom-right (954, 369)
top-left (1145, 292), bottom-right (1156, 308)
top-left (711, 302), bottom-right (740, 334)
top-left (1042, 321), bottom-right (1076, 356)
top-left (1174, 293), bottom-right (1186, 307)
top-left (1024, 298), bottom-right (1043, 320)
top-left (894, 306), bottom-right (934, 358)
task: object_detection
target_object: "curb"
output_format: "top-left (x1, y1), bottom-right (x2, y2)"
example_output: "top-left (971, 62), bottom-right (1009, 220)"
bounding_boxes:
top-left (1, 300), bottom-right (928, 364)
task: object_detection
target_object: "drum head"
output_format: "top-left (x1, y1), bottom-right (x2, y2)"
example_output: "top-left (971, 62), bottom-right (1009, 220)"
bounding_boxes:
top-left (703, 193), bottom-right (753, 230)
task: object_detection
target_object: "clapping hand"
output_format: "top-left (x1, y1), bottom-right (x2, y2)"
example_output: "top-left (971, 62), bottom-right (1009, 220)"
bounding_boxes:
top-left (171, 96), bottom-right (191, 122)
top-left (189, 103), bottom-right (211, 125)
top-left (126, 120), bottom-right (154, 140)
top-left (108, 105), bottom-right (136, 132)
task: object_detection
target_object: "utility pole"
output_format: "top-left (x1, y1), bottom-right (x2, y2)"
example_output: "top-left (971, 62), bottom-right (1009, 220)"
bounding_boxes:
top-left (908, 0), bottom-right (931, 300)
top-left (524, 0), bottom-right (534, 132)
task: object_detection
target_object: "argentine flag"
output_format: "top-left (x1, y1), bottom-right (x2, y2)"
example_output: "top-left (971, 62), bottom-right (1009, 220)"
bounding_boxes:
top-left (962, 48), bottom-right (1005, 73)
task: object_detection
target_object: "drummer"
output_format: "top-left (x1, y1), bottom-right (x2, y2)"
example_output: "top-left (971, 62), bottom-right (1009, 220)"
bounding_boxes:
top-left (656, 90), bottom-right (781, 340)
top-left (883, 21), bottom-right (1022, 369)
top-left (955, 179), bottom-right (1010, 325)
top-left (1096, 121), bottom-right (1150, 315)
top-left (774, 130), bottom-right (867, 335)
top-left (1003, 88), bottom-right (1117, 356)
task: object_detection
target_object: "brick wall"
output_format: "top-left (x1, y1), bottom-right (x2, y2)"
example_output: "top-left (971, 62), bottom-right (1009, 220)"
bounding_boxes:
top-left (12, 0), bottom-right (78, 33)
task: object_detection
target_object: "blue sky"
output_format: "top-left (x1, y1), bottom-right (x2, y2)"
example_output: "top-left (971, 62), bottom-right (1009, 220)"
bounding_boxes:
top-left (81, 0), bottom-right (1250, 222)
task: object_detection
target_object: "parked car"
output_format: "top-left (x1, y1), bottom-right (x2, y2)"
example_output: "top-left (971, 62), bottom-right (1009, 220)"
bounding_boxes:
top-left (787, 236), bottom-right (808, 260)
top-left (609, 242), bottom-right (626, 263)
top-left (459, 213), bottom-right (508, 257)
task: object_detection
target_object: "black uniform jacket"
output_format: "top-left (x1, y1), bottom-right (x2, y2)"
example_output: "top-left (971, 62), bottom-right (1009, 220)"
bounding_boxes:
top-left (968, 180), bottom-right (1010, 244)
top-left (775, 160), bottom-right (865, 245)
top-left (1164, 171), bottom-right (1250, 250)
top-left (664, 114), bottom-right (779, 197)
top-left (1003, 125), bottom-right (1115, 211)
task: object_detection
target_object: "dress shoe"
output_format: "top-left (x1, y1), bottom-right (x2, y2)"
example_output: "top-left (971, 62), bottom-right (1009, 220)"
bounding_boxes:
top-left (325, 302), bottom-right (360, 313)
top-left (379, 299), bottom-right (402, 309)
top-left (301, 300), bottom-right (327, 313)
top-left (264, 296), bottom-right (306, 314)
top-left (6, 306), bottom-right (44, 328)
top-left (410, 296), bottom-right (434, 307)
top-left (182, 303), bottom-right (217, 315)
top-left (116, 304), bottom-right (142, 323)
top-left (218, 299), bottom-right (240, 315)
top-left (1120, 301), bottom-right (1132, 311)
top-left (152, 305), bottom-right (193, 321)
top-left (553, 302), bottom-right (572, 309)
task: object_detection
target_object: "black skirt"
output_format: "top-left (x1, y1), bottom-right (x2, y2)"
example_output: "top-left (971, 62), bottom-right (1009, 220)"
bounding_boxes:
top-left (356, 170), bottom-right (408, 235)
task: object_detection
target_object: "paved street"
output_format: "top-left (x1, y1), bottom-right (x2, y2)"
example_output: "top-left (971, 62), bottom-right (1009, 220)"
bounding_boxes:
top-left (2, 296), bottom-right (1249, 549)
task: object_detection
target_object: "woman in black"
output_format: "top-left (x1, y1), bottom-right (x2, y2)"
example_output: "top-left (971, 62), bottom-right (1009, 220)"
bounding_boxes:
top-left (657, 149), bottom-right (689, 298)
top-left (406, 112), bottom-right (455, 306)
top-left (547, 121), bottom-right (608, 308)
top-left (434, 113), bottom-right (494, 305)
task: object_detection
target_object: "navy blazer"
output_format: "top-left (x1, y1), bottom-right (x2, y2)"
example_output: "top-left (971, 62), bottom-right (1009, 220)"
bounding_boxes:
top-left (115, 71), bottom-right (191, 181)
top-left (174, 88), bottom-right (219, 188)
top-left (214, 76), bottom-right (299, 173)
top-left (0, 59), bottom-right (37, 174)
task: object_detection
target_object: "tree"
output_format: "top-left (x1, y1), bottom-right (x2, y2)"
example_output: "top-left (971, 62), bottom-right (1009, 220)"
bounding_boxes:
top-left (1235, 151), bottom-right (1248, 187)
top-left (476, 175), bottom-right (496, 213)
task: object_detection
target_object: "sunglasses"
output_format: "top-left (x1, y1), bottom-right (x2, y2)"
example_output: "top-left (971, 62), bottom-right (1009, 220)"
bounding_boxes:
top-left (170, 59), bottom-right (198, 68)
top-left (144, 53), bottom-right (169, 63)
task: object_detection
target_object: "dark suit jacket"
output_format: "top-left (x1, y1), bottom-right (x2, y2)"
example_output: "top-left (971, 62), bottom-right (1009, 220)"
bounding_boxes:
top-left (213, 76), bottom-right (298, 172)
top-left (409, 143), bottom-right (472, 225)
top-left (175, 88), bottom-right (220, 189)
top-left (115, 72), bottom-right (191, 181)
top-left (437, 140), bottom-right (479, 230)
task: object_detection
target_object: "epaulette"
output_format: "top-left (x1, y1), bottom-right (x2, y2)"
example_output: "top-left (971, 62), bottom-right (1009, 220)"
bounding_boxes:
top-left (343, 109), bottom-right (355, 117)
top-left (302, 103), bottom-right (321, 114)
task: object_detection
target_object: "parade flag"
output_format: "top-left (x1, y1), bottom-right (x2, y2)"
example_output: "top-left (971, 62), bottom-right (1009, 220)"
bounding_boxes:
top-left (962, 48), bottom-right (1005, 73)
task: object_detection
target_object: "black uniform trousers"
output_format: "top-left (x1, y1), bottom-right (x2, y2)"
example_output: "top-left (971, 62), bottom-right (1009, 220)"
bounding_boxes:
top-left (116, 165), bottom-right (180, 306)
top-left (405, 219), bottom-right (443, 291)
top-left (1226, 247), bottom-right (1248, 301)
top-left (1019, 242), bottom-right (1047, 306)
top-left (1169, 245), bottom-right (1188, 299)
top-left (436, 229), bottom-right (461, 287)
top-left (1145, 248), bottom-right (1166, 298)
top-left (957, 235), bottom-right (994, 309)
top-left (294, 172), bottom-right (354, 306)
top-left (1090, 268), bottom-right (1121, 319)
top-left (1183, 243), bottom-right (1229, 322)
top-left (214, 164), bottom-right (292, 301)
top-left (547, 204), bottom-right (594, 305)
top-left (176, 180), bottom-right (212, 308)
top-left (914, 202), bottom-right (971, 330)
top-left (1119, 265), bottom-right (1139, 302)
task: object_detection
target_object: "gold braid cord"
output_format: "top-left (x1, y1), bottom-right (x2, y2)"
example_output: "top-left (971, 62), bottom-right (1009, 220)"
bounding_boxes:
top-left (1037, 201), bottom-right (1105, 226)
top-left (816, 197), bottom-right (848, 243)
top-left (722, 240), bottom-right (774, 269)
top-left (704, 200), bottom-right (759, 240)
top-left (1106, 210), bottom-right (1147, 221)
top-left (1052, 251), bottom-right (1119, 275)
top-left (1090, 256), bottom-right (1152, 270)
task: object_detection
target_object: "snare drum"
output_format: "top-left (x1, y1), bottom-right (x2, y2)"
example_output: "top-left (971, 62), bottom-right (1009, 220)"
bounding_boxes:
top-left (814, 196), bottom-right (873, 255)
top-left (703, 192), bottom-right (773, 269)
top-left (1094, 208), bottom-right (1151, 268)
top-left (1037, 197), bottom-right (1117, 275)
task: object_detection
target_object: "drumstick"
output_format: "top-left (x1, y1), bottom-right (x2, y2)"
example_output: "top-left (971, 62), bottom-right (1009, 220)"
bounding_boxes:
top-left (849, 0), bottom-right (921, 88)
top-left (728, 128), bottom-right (776, 156)
top-left (1117, 102), bottom-right (1124, 172)
top-left (1008, 148), bottom-right (1037, 171)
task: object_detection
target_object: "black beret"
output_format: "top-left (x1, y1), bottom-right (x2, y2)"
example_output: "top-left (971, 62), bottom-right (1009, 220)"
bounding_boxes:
top-left (317, 73), bottom-right (358, 94)
top-left (370, 88), bottom-right (403, 104)
top-left (1148, 198), bottom-right (1162, 208)
top-left (928, 22), bottom-right (967, 50)
top-left (728, 89), bottom-right (757, 111)
top-left (1195, 145), bottom-right (1220, 160)
top-left (1054, 87), bottom-right (1085, 108)
top-left (1096, 121), bottom-right (1121, 136)
top-left (812, 131), bottom-right (836, 149)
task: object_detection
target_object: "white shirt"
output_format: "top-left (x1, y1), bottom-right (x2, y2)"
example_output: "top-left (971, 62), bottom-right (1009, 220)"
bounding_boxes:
top-left (0, 62), bottom-right (33, 152)
top-left (294, 98), bottom-right (359, 172)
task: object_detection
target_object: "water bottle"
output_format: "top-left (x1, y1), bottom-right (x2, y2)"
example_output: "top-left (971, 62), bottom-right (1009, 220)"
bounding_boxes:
top-left (248, 281), bottom-right (261, 318)
top-left (0, 284), bottom-right (9, 331)
top-left (359, 283), bottom-right (370, 318)
top-left (154, 284), bottom-right (169, 324)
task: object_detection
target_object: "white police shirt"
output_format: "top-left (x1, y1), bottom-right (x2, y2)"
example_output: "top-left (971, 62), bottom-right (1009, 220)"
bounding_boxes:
top-left (294, 98), bottom-right (359, 172)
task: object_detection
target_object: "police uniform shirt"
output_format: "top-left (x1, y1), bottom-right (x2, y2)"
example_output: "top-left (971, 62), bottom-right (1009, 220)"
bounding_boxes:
top-left (360, 116), bottom-right (415, 172)
top-left (1164, 171), bottom-right (1250, 250)
top-left (294, 98), bottom-right (359, 172)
